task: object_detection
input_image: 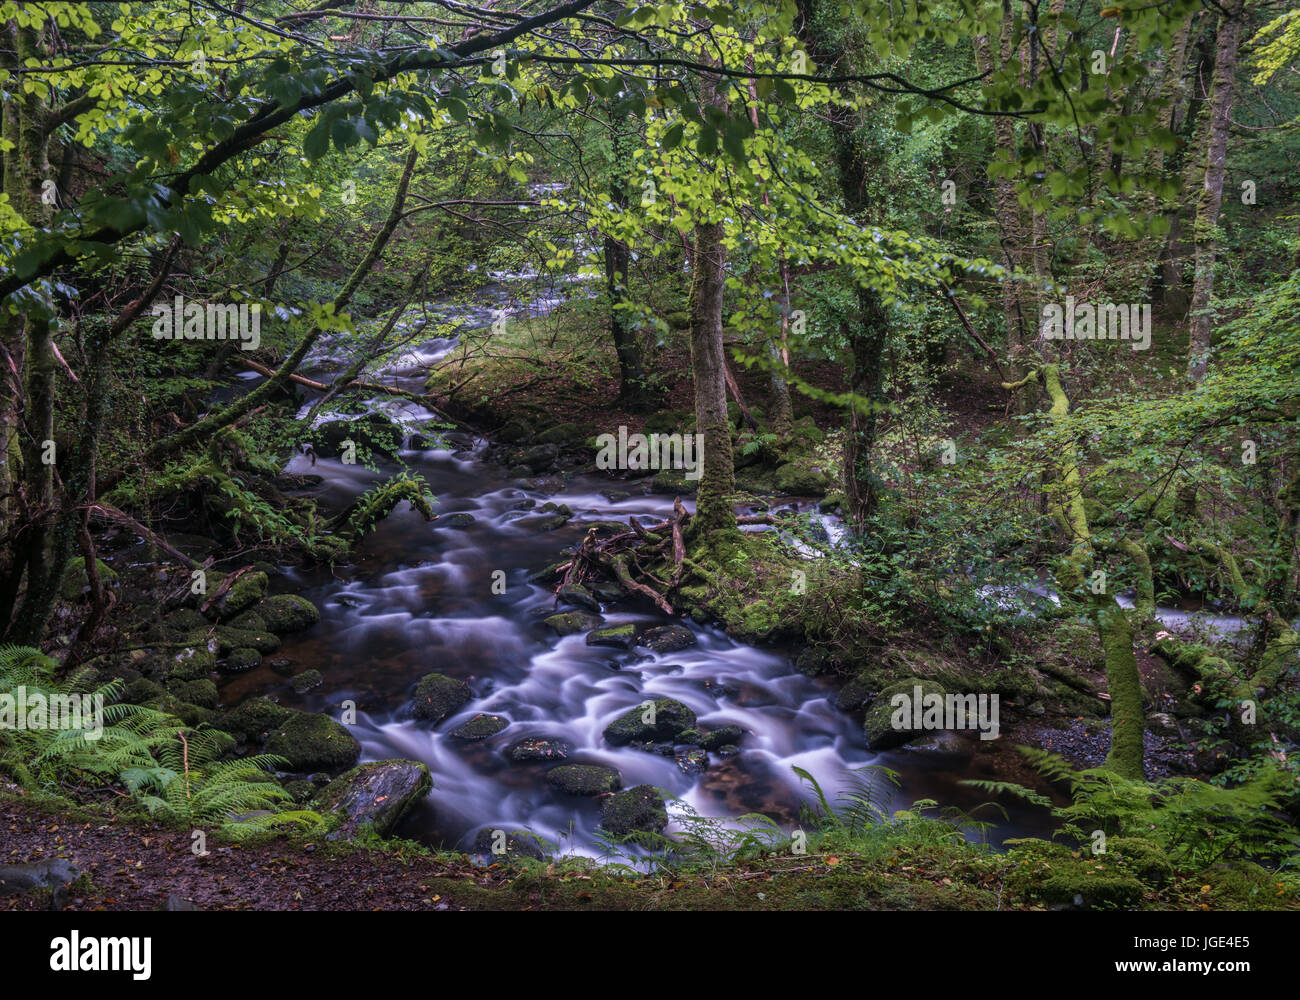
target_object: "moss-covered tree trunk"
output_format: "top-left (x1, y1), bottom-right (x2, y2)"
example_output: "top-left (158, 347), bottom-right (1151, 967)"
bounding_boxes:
top-left (687, 214), bottom-right (735, 535)
top-left (1187, 0), bottom-right (1243, 382)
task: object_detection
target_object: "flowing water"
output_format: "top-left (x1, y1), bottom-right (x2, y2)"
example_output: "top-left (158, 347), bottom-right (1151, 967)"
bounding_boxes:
top-left (213, 276), bottom-right (1140, 857)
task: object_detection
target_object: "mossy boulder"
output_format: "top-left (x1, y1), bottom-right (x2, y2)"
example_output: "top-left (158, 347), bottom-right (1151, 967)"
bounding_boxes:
top-left (225, 611), bottom-right (268, 633)
top-left (508, 738), bottom-right (569, 762)
top-left (836, 672), bottom-right (875, 712)
top-left (164, 646), bottom-right (217, 682)
top-left (212, 625), bottom-right (280, 655)
top-left (773, 460), bottom-right (834, 496)
top-left (121, 677), bottom-right (166, 705)
top-left (315, 759), bottom-right (432, 840)
top-left (863, 678), bottom-right (946, 750)
top-left (161, 608), bottom-right (208, 635)
top-left (60, 557), bottom-right (118, 601)
top-left (603, 698), bottom-right (697, 746)
top-left (449, 713), bottom-right (509, 740)
top-left (545, 763), bottom-right (622, 796)
top-left (638, 623), bottom-right (696, 653)
top-left (1198, 860), bottom-right (1294, 910)
top-left (411, 672), bottom-right (471, 724)
top-left (219, 696), bottom-right (293, 743)
top-left (222, 647), bottom-right (262, 673)
top-left (600, 784), bottom-right (668, 837)
top-left (535, 422), bottom-right (588, 445)
top-left (167, 678), bottom-right (218, 709)
top-left (586, 623), bottom-right (637, 649)
top-left (143, 695), bottom-right (212, 728)
top-left (556, 583), bottom-right (600, 613)
top-left (212, 571), bottom-right (268, 619)
top-left (256, 594), bottom-right (320, 634)
top-left (265, 712), bottom-right (361, 771)
top-left (700, 725), bottom-right (747, 751)
top-left (545, 611), bottom-right (604, 636)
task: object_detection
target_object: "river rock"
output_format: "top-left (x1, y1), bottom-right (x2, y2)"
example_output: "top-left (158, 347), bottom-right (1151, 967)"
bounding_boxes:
top-left (449, 713), bottom-right (509, 740)
top-left (508, 738), bottom-right (570, 762)
top-left (700, 725), bottom-right (746, 751)
top-left (520, 443), bottom-right (560, 472)
top-left (411, 672), bottom-right (472, 724)
top-left (675, 749), bottom-right (708, 775)
top-left (315, 759), bottom-right (432, 840)
top-left (638, 623), bottom-right (696, 653)
top-left (219, 696), bottom-right (293, 742)
top-left (600, 785), bottom-right (668, 838)
top-left (291, 669), bottom-right (323, 693)
top-left (256, 594), bottom-right (320, 634)
top-left (211, 571), bottom-right (268, 619)
top-left (442, 512), bottom-right (476, 528)
top-left (863, 677), bottom-right (947, 750)
top-left (545, 763), bottom-right (622, 796)
top-left (603, 698), bottom-right (697, 746)
top-left (545, 611), bottom-right (603, 636)
top-left (586, 624), bottom-right (636, 649)
top-left (557, 583), bottom-right (601, 613)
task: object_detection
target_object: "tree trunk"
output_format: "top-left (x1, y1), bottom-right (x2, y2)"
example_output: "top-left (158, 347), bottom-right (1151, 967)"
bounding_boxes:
top-left (687, 214), bottom-right (735, 535)
top-left (1187, 3), bottom-right (1243, 382)
top-left (605, 106), bottom-right (650, 409)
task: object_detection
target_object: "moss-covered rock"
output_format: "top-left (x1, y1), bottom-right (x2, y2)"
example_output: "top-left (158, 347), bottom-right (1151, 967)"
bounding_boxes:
top-left (256, 594), bottom-right (320, 634)
top-left (315, 759), bottom-right (432, 840)
top-left (219, 696), bottom-right (293, 743)
top-left (449, 713), bottom-right (509, 740)
top-left (603, 698), bottom-right (697, 746)
top-left (1109, 837), bottom-right (1173, 886)
top-left (161, 608), bottom-right (208, 635)
top-left (60, 557), bottom-right (118, 601)
top-left (700, 725), bottom-right (746, 751)
top-left (1199, 860), bottom-right (1295, 910)
top-left (600, 784), bottom-right (668, 837)
top-left (535, 422), bottom-right (589, 445)
top-left (162, 646), bottom-right (217, 683)
top-left (212, 571), bottom-right (268, 620)
top-left (222, 647), bottom-right (262, 673)
top-left (120, 677), bottom-right (166, 705)
top-left (143, 695), bottom-right (212, 728)
top-left (471, 828), bottom-right (547, 860)
top-left (586, 623), bottom-right (637, 649)
top-left (265, 712), bottom-right (361, 771)
top-left (225, 611), bottom-right (268, 633)
top-left (545, 611), bottom-right (604, 636)
top-left (508, 738), bottom-right (569, 762)
top-left (212, 625), bottom-right (280, 655)
top-left (290, 669), bottom-right (323, 694)
top-left (863, 678), bottom-right (947, 750)
top-left (545, 763), bottom-right (622, 796)
top-left (556, 583), bottom-right (600, 613)
top-left (410, 672), bottom-right (471, 724)
top-left (167, 678), bottom-right (218, 709)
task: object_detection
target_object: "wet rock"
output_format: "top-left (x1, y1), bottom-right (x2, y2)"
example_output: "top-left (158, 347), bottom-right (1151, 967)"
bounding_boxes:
top-left (291, 669), bottom-right (323, 694)
top-left (700, 725), bottom-right (746, 751)
top-left (638, 623), bottom-right (696, 653)
top-left (836, 674), bottom-right (873, 711)
top-left (675, 749), bottom-right (709, 775)
top-left (600, 785), bottom-right (668, 838)
top-left (411, 672), bottom-right (472, 724)
top-left (508, 738), bottom-right (570, 762)
top-left (545, 611), bottom-right (604, 636)
top-left (520, 443), bottom-right (560, 472)
top-left (713, 744), bottom-right (740, 758)
top-left (557, 583), bottom-right (601, 613)
top-left (443, 512), bottom-right (477, 528)
top-left (600, 490), bottom-right (630, 503)
top-left (516, 513), bottom-right (569, 532)
top-left (221, 647), bottom-right (262, 673)
top-left (449, 713), bottom-right (509, 740)
top-left (586, 624), bottom-right (637, 649)
top-left (497, 418), bottom-right (532, 444)
top-left (863, 678), bottom-right (947, 750)
top-left (603, 697), bottom-right (697, 746)
top-left (256, 594), bottom-right (320, 634)
top-left (265, 712), bottom-right (361, 771)
top-left (315, 759), bottom-right (432, 840)
top-left (545, 763), bottom-right (622, 796)
top-left (268, 658), bottom-right (296, 676)
top-left (472, 828), bottom-right (546, 860)
top-left (590, 581), bottom-right (625, 603)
